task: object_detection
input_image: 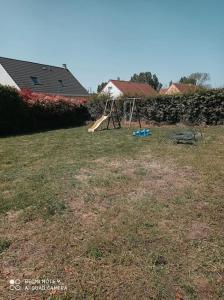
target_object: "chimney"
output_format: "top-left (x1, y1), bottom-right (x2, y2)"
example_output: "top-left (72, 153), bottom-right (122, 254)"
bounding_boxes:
top-left (62, 64), bottom-right (67, 69)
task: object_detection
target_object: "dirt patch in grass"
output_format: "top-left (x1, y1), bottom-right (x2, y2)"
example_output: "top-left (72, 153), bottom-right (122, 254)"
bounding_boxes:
top-left (92, 157), bottom-right (197, 202)
top-left (72, 157), bottom-right (197, 235)
top-left (186, 221), bottom-right (211, 240)
top-left (193, 277), bottom-right (213, 295)
top-left (75, 169), bottom-right (91, 182)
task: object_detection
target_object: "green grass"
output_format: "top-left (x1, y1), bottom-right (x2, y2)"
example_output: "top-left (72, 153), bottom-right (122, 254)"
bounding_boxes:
top-left (0, 239), bottom-right (11, 254)
top-left (0, 126), bottom-right (224, 299)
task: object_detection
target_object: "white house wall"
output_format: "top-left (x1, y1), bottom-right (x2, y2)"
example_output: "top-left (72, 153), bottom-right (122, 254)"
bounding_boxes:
top-left (101, 81), bottom-right (123, 99)
top-left (0, 64), bottom-right (20, 90)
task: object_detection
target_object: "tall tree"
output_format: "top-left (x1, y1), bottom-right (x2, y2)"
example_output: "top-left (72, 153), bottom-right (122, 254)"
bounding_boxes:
top-left (130, 72), bottom-right (162, 91)
top-left (179, 76), bottom-right (196, 85)
top-left (179, 73), bottom-right (210, 87)
top-left (97, 82), bottom-right (107, 93)
top-left (189, 73), bottom-right (210, 86)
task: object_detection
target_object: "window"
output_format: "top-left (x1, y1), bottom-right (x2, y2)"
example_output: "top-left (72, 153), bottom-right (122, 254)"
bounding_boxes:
top-left (58, 80), bottom-right (64, 87)
top-left (31, 76), bottom-right (40, 85)
top-left (108, 86), bottom-right (112, 94)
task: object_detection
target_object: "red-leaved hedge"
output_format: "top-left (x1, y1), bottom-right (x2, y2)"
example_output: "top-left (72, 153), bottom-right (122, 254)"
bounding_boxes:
top-left (20, 89), bottom-right (87, 107)
top-left (0, 85), bottom-right (90, 135)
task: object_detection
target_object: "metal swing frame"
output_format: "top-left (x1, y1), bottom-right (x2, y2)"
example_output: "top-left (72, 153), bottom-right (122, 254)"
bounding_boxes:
top-left (100, 97), bottom-right (142, 130)
top-left (123, 97), bottom-right (142, 128)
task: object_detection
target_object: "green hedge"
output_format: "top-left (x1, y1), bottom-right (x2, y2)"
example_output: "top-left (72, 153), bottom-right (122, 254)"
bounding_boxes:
top-left (0, 85), bottom-right (90, 135)
top-left (87, 89), bottom-right (224, 125)
top-left (1, 86), bottom-right (223, 136)
top-left (0, 85), bottom-right (29, 134)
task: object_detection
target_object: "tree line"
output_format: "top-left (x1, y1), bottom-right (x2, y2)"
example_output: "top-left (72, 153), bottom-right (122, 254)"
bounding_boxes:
top-left (97, 72), bottom-right (210, 93)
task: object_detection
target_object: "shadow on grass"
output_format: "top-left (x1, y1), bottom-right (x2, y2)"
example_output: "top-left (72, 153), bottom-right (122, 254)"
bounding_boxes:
top-left (0, 122), bottom-right (88, 138)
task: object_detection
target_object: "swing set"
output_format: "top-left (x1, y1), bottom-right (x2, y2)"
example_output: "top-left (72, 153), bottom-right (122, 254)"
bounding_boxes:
top-left (88, 98), bottom-right (142, 132)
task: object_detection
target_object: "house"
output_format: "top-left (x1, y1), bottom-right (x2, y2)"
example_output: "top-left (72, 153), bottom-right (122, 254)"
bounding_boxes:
top-left (159, 88), bottom-right (169, 95)
top-left (0, 57), bottom-right (88, 97)
top-left (100, 79), bottom-right (158, 99)
top-left (159, 83), bottom-right (198, 95)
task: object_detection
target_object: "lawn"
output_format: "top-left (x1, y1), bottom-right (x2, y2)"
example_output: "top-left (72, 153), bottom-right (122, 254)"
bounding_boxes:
top-left (0, 126), bottom-right (224, 299)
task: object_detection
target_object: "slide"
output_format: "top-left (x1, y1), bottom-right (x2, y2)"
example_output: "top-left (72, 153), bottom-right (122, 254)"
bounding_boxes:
top-left (88, 115), bottom-right (109, 132)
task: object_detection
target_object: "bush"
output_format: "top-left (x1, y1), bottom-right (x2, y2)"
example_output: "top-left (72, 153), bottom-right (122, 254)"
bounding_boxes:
top-left (87, 89), bottom-right (224, 125)
top-left (0, 86), bottom-right (90, 135)
top-left (20, 89), bottom-right (90, 130)
top-left (0, 85), bottom-right (28, 134)
top-left (86, 93), bottom-right (109, 120)
top-left (1, 86), bottom-right (223, 136)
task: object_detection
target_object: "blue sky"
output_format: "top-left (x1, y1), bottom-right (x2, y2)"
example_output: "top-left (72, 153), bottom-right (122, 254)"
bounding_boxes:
top-left (0, 0), bottom-right (223, 91)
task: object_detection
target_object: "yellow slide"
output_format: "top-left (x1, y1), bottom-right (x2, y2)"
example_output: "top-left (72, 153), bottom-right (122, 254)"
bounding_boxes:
top-left (88, 115), bottom-right (109, 132)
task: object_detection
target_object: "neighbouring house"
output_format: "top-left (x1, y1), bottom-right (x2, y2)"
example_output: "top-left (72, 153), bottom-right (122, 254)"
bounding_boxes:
top-left (0, 56), bottom-right (88, 97)
top-left (159, 83), bottom-right (198, 95)
top-left (100, 79), bottom-right (158, 99)
top-left (159, 88), bottom-right (169, 95)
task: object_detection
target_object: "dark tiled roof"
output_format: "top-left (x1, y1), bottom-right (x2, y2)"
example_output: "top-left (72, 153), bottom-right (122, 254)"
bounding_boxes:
top-left (0, 57), bottom-right (88, 96)
top-left (110, 80), bottom-right (158, 97)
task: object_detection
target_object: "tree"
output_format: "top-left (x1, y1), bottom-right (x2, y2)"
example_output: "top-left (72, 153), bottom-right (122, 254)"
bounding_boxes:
top-left (169, 80), bottom-right (173, 86)
top-left (179, 76), bottom-right (196, 85)
top-left (189, 73), bottom-right (210, 87)
top-left (130, 72), bottom-right (162, 91)
top-left (97, 82), bottom-right (107, 93)
top-left (179, 73), bottom-right (210, 87)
